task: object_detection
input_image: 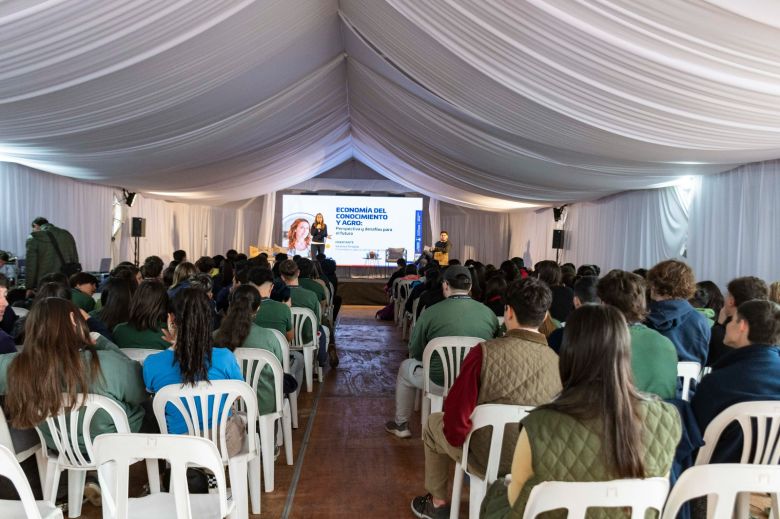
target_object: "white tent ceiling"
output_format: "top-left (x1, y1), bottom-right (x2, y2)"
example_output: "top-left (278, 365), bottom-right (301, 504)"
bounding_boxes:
top-left (1, 0), bottom-right (779, 209)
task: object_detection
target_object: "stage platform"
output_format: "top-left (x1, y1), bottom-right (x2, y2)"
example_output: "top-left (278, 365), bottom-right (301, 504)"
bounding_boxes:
top-left (337, 278), bottom-right (389, 306)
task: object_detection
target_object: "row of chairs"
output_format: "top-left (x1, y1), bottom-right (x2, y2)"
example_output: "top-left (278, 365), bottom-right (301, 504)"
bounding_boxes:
top-left (451, 400), bottom-right (780, 518)
top-left (0, 348), bottom-right (296, 519)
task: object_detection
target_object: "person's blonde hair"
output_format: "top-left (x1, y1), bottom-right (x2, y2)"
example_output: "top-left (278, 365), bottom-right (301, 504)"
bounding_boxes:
top-left (770, 281), bottom-right (780, 305)
top-left (171, 261), bottom-right (198, 289)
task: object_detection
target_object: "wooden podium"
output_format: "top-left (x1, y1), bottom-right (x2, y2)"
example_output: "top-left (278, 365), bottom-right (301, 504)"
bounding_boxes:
top-left (433, 251), bottom-right (449, 265)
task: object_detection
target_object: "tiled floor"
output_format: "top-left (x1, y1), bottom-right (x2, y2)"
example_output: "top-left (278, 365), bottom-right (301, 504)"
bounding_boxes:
top-left (72, 305), bottom-right (427, 518)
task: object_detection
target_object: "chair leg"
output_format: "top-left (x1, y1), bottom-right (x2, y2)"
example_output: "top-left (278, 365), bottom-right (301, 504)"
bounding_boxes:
top-left (228, 460), bottom-right (249, 519)
top-left (468, 478), bottom-right (487, 519)
top-left (258, 417), bottom-right (276, 493)
top-left (34, 448), bottom-right (48, 499)
top-left (302, 348), bottom-right (313, 392)
top-left (289, 392), bottom-right (299, 429)
top-left (44, 460), bottom-right (60, 503)
top-left (736, 492), bottom-right (751, 519)
top-left (283, 402), bottom-right (294, 466)
top-left (68, 470), bottom-right (87, 518)
top-left (248, 456), bottom-right (261, 515)
top-left (146, 458), bottom-right (161, 493)
top-left (772, 493), bottom-right (780, 519)
top-left (449, 463), bottom-right (464, 519)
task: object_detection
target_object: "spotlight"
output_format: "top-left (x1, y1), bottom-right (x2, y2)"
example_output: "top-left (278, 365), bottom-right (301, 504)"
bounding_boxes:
top-left (553, 205), bottom-right (568, 222)
top-left (123, 189), bottom-right (137, 207)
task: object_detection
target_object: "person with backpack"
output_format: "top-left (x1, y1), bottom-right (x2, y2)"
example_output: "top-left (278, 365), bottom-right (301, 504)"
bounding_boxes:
top-left (24, 217), bottom-right (81, 290)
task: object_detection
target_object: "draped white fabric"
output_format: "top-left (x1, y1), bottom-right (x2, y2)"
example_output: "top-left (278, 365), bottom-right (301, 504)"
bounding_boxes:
top-left (1, 1), bottom-right (780, 207)
top-left (689, 160), bottom-right (780, 287)
top-left (440, 203), bottom-right (510, 267)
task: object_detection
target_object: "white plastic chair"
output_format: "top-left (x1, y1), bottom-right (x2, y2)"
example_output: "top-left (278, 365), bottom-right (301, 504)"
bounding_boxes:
top-left (677, 361), bottom-right (701, 401)
top-left (0, 445), bottom-right (62, 519)
top-left (421, 337), bottom-right (483, 432)
top-left (233, 348), bottom-right (293, 492)
top-left (450, 404), bottom-right (534, 519)
top-left (396, 280), bottom-right (414, 327)
top-left (36, 394), bottom-right (135, 519)
top-left (11, 306), bottom-right (28, 317)
top-left (522, 477), bottom-right (669, 518)
top-left (695, 400), bottom-right (780, 518)
top-left (269, 328), bottom-right (299, 429)
top-left (0, 405), bottom-right (48, 496)
top-left (496, 316), bottom-right (505, 328)
top-left (663, 464), bottom-right (780, 519)
top-left (290, 307), bottom-right (321, 392)
top-left (94, 433), bottom-right (234, 519)
top-left (152, 380), bottom-right (260, 519)
top-left (120, 348), bottom-right (161, 365)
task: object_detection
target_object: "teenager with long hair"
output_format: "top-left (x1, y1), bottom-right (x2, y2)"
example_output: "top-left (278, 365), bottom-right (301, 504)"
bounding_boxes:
top-left (142, 288), bottom-right (245, 455)
top-left (214, 285), bottom-right (286, 415)
top-left (0, 298), bottom-right (146, 449)
top-left (167, 261), bottom-right (198, 299)
top-left (481, 305), bottom-right (681, 518)
top-left (113, 280), bottom-right (170, 350)
top-left (93, 277), bottom-right (134, 338)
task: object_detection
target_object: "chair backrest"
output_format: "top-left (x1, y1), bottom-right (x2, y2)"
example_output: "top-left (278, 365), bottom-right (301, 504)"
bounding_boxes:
top-left (523, 478), bottom-right (670, 519)
top-left (268, 329), bottom-right (292, 372)
top-left (662, 463), bottom-right (780, 519)
top-left (290, 307), bottom-right (318, 349)
top-left (0, 406), bottom-right (15, 453)
top-left (121, 348), bottom-right (160, 365)
top-left (37, 393), bottom-right (131, 469)
top-left (386, 247), bottom-right (406, 262)
top-left (676, 361), bottom-right (701, 401)
top-left (391, 277), bottom-right (402, 299)
top-left (233, 348), bottom-right (284, 417)
top-left (398, 279), bottom-right (413, 301)
top-left (497, 316), bottom-right (505, 327)
top-left (12, 306), bottom-right (28, 317)
top-left (0, 445), bottom-right (46, 519)
top-left (94, 433), bottom-right (230, 519)
top-left (411, 298), bottom-right (420, 327)
top-left (422, 336), bottom-right (483, 395)
top-left (461, 404), bottom-right (534, 483)
top-left (695, 400), bottom-right (780, 464)
top-left (152, 380), bottom-right (258, 462)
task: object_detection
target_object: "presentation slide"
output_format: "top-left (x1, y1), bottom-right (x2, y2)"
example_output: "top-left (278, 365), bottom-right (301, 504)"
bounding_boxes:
top-left (281, 195), bottom-right (423, 266)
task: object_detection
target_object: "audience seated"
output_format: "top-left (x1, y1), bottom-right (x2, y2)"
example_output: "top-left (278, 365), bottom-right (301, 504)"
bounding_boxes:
top-left (708, 276), bottom-right (768, 366)
top-left (0, 276), bottom-right (15, 354)
top-left (248, 267), bottom-right (294, 342)
top-left (143, 288), bottom-right (246, 456)
top-left (691, 299), bottom-right (780, 463)
top-left (598, 270), bottom-right (677, 399)
top-left (482, 273), bottom-right (507, 317)
top-left (411, 278), bottom-right (561, 518)
top-left (214, 285), bottom-right (294, 415)
top-left (113, 280), bottom-right (171, 350)
top-left (689, 280), bottom-right (724, 327)
top-left (415, 267), bottom-right (445, 319)
top-left (92, 277), bottom-right (135, 341)
top-left (385, 265), bottom-right (499, 439)
top-left (645, 260), bottom-right (711, 364)
top-left (69, 272), bottom-right (98, 312)
top-left (0, 298), bottom-right (146, 452)
top-left (167, 261), bottom-right (197, 299)
top-left (480, 305), bottom-right (681, 518)
top-left (140, 255), bottom-right (164, 281)
top-left (534, 260), bottom-right (574, 322)
top-left (546, 275), bottom-right (599, 353)
top-left (279, 259), bottom-right (328, 367)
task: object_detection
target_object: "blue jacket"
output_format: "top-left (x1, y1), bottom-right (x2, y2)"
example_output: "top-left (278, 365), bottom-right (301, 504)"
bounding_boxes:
top-left (691, 344), bottom-right (780, 463)
top-left (646, 299), bottom-right (711, 364)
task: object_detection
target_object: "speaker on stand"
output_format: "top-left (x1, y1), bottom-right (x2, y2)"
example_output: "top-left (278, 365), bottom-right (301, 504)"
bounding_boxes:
top-left (131, 217), bottom-right (146, 266)
top-left (552, 229), bottom-right (565, 263)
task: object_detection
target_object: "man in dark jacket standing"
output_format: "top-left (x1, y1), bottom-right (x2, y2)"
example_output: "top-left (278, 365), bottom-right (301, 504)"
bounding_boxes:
top-left (25, 217), bottom-right (79, 289)
top-left (692, 299), bottom-right (780, 463)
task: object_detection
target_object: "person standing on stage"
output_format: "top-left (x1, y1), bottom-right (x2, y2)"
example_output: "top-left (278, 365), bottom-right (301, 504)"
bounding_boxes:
top-left (310, 213), bottom-right (329, 259)
top-left (431, 231), bottom-right (452, 263)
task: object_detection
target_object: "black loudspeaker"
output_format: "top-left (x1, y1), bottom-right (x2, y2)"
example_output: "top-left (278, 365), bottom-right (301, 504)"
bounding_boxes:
top-left (131, 217), bottom-right (146, 238)
top-left (552, 229), bottom-right (565, 249)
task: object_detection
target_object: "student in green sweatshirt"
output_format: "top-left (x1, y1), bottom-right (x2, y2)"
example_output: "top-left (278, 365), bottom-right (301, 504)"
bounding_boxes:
top-left (214, 285), bottom-right (286, 415)
top-left (69, 272), bottom-right (99, 313)
top-left (597, 270), bottom-right (678, 399)
top-left (0, 297), bottom-right (146, 453)
top-left (113, 279), bottom-right (171, 350)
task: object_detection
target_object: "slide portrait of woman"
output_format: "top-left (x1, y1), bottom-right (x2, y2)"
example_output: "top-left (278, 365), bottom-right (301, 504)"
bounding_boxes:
top-left (287, 218), bottom-right (311, 256)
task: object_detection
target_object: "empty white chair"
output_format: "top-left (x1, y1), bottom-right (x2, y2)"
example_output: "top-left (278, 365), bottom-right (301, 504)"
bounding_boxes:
top-left (662, 464), bottom-right (780, 519)
top-left (290, 307), bottom-right (321, 392)
top-left (0, 406), bottom-right (47, 495)
top-left (676, 361), bottom-right (701, 401)
top-left (152, 380), bottom-right (260, 519)
top-left (450, 404), bottom-right (534, 519)
top-left (269, 328), bottom-right (300, 429)
top-left (522, 478), bottom-right (669, 518)
top-left (233, 348), bottom-right (293, 492)
top-left (120, 348), bottom-right (161, 365)
top-left (421, 337), bottom-right (483, 432)
top-left (37, 394), bottom-right (133, 518)
top-left (94, 433), bottom-right (234, 519)
top-left (0, 445), bottom-right (62, 519)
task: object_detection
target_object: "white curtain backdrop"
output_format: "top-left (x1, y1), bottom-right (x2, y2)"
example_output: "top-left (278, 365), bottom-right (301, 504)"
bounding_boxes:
top-left (689, 160), bottom-right (780, 287)
top-left (508, 208), bottom-right (558, 268)
top-left (258, 192), bottom-right (276, 247)
top-left (428, 199), bottom-right (441, 242)
top-left (440, 202), bottom-right (510, 267)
